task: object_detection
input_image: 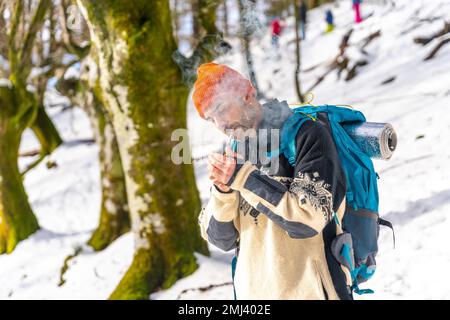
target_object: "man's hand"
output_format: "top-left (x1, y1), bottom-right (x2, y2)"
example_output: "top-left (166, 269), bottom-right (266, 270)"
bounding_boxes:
top-left (207, 147), bottom-right (241, 192)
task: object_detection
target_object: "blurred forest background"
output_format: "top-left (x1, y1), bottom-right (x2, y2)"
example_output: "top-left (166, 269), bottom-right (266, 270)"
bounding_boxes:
top-left (1, 0), bottom-right (450, 300)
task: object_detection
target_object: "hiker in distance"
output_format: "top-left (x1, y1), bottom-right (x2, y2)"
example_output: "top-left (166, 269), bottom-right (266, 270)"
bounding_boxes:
top-left (195, 63), bottom-right (353, 300)
top-left (296, 0), bottom-right (308, 40)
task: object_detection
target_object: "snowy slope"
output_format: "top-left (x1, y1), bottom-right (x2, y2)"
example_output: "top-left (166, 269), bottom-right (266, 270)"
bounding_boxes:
top-left (164, 0), bottom-right (450, 300)
top-left (1, 0), bottom-right (450, 300)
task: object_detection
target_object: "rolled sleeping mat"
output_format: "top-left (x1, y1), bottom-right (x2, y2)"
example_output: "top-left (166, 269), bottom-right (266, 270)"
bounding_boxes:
top-left (213, 123), bottom-right (397, 160)
top-left (343, 122), bottom-right (397, 160)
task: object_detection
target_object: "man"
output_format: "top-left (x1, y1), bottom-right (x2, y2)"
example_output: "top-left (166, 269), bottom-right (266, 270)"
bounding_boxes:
top-left (195, 63), bottom-right (352, 300)
top-left (325, 9), bottom-right (335, 33)
top-left (296, 0), bottom-right (308, 40)
top-left (270, 17), bottom-right (283, 49)
top-left (352, 0), bottom-right (363, 24)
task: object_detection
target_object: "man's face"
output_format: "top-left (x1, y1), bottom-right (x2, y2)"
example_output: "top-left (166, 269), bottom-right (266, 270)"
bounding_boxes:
top-left (204, 95), bottom-right (262, 141)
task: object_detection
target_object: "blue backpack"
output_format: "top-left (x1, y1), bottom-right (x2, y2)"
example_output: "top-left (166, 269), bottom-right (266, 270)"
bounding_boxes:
top-left (277, 104), bottom-right (394, 295)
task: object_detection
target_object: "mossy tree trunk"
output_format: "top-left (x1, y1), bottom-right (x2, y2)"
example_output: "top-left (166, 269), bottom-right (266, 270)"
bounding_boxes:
top-left (56, 57), bottom-right (131, 251)
top-left (21, 106), bottom-right (64, 175)
top-left (55, 3), bottom-right (128, 251)
top-left (86, 90), bottom-right (130, 251)
top-left (0, 74), bottom-right (43, 254)
top-left (59, 74), bottom-right (130, 251)
top-left (31, 106), bottom-right (63, 155)
top-left (0, 86), bottom-right (39, 254)
top-left (77, 0), bottom-right (211, 299)
top-left (0, 0), bottom-right (52, 254)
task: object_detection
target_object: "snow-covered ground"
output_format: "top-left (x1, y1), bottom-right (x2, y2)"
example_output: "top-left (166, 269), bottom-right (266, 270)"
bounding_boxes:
top-left (1, 0), bottom-right (450, 299)
top-left (0, 98), bottom-right (134, 299)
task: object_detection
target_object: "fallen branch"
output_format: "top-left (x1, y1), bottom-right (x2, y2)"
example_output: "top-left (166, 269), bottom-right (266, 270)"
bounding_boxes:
top-left (401, 17), bottom-right (445, 35)
top-left (306, 67), bottom-right (335, 93)
top-left (361, 30), bottom-right (381, 49)
top-left (306, 28), bottom-right (374, 91)
top-left (345, 60), bottom-right (369, 81)
top-left (414, 21), bottom-right (450, 45)
top-left (47, 102), bottom-right (72, 109)
top-left (20, 149), bottom-right (41, 157)
top-left (339, 29), bottom-right (354, 55)
top-left (21, 152), bottom-right (47, 176)
top-left (63, 138), bottom-right (95, 147)
top-left (380, 76), bottom-right (396, 85)
top-left (424, 36), bottom-right (450, 60)
top-left (302, 57), bottom-right (337, 73)
top-left (58, 246), bottom-right (83, 287)
top-left (176, 282), bottom-right (233, 300)
top-left (305, 29), bottom-right (353, 92)
top-left (94, 268), bottom-right (106, 280)
top-left (19, 139), bottom-right (95, 158)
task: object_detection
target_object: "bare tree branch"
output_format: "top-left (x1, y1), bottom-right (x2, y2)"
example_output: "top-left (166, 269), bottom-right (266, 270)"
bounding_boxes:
top-left (172, 0), bottom-right (231, 87)
top-left (20, 0), bottom-right (52, 68)
top-left (58, 0), bottom-right (90, 57)
top-left (8, 0), bottom-right (24, 69)
top-left (0, 4), bottom-right (8, 58)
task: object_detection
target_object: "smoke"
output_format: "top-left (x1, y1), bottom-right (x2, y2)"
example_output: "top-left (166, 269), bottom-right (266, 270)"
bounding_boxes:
top-left (172, 34), bottom-right (232, 87)
top-left (238, 0), bottom-right (265, 39)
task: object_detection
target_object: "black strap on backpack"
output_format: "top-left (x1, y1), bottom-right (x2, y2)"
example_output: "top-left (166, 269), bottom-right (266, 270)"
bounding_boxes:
top-left (378, 217), bottom-right (395, 249)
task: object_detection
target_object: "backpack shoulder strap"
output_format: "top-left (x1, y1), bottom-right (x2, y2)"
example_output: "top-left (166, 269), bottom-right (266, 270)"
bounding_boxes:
top-left (277, 105), bottom-right (337, 165)
top-left (278, 112), bottom-right (313, 165)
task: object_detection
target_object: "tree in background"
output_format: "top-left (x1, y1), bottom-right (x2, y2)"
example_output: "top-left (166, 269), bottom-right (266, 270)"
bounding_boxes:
top-left (77, 0), bottom-right (228, 299)
top-left (54, 0), bottom-right (130, 252)
top-left (191, 0), bottom-right (201, 41)
top-left (265, 0), bottom-right (333, 13)
top-left (25, 2), bottom-right (64, 175)
top-left (0, 0), bottom-right (63, 254)
top-left (307, 0), bottom-right (334, 9)
top-left (265, 0), bottom-right (292, 18)
top-left (237, 0), bottom-right (263, 98)
top-left (190, 0), bottom-right (223, 48)
top-left (293, 0), bottom-right (305, 102)
top-left (57, 58), bottom-right (130, 251)
top-left (221, 0), bottom-right (229, 37)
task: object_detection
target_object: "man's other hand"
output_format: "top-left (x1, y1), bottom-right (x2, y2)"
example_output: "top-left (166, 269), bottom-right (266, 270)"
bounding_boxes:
top-left (207, 147), bottom-right (242, 192)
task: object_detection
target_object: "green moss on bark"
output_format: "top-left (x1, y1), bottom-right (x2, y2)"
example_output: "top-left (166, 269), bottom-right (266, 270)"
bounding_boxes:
top-left (109, 247), bottom-right (164, 300)
top-left (31, 106), bottom-right (63, 155)
top-left (79, 0), bottom-right (210, 299)
top-left (86, 82), bottom-right (130, 251)
top-left (57, 71), bottom-right (131, 251)
top-left (109, 243), bottom-right (199, 300)
top-left (0, 0), bottom-right (52, 254)
top-left (87, 110), bottom-right (130, 250)
top-left (88, 203), bottom-right (129, 251)
top-left (0, 88), bottom-right (39, 253)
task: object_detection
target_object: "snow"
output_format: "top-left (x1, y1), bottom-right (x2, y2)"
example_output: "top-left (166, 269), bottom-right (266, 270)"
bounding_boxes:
top-left (1, 93), bottom-right (134, 299)
top-left (0, 78), bottom-right (12, 88)
top-left (0, 55), bottom-right (9, 73)
top-left (1, 0), bottom-right (450, 300)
